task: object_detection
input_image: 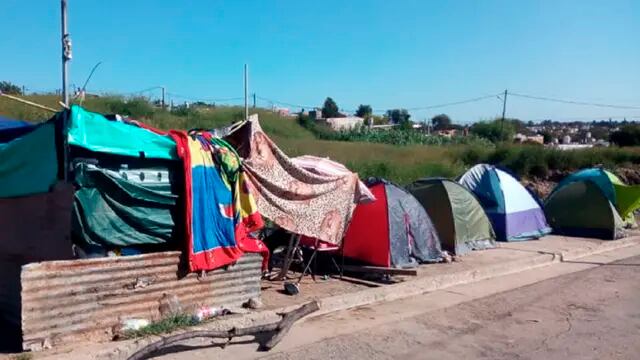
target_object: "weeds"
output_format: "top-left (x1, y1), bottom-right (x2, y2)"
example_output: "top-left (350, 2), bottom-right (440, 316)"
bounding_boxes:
top-left (121, 314), bottom-right (198, 339)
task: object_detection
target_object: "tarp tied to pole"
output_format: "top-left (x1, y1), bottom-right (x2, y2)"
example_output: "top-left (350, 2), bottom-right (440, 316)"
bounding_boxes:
top-left (225, 118), bottom-right (361, 245)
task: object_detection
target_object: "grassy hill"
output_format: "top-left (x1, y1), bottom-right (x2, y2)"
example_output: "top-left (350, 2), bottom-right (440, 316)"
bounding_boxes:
top-left (2, 94), bottom-right (640, 185)
top-left (0, 94), bottom-right (460, 183)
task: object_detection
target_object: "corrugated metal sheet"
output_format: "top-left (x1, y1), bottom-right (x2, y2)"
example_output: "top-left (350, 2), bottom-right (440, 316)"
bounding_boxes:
top-left (21, 252), bottom-right (262, 351)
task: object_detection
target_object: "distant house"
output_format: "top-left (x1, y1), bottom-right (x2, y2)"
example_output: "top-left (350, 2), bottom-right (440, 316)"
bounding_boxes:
top-left (322, 116), bottom-right (364, 131)
top-left (436, 129), bottom-right (458, 138)
top-left (275, 107), bottom-right (291, 116)
top-left (514, 133), bottom-right (544, 144)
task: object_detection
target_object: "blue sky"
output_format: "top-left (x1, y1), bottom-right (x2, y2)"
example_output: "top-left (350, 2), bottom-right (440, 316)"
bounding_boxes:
top-left (1, 0), bottom-right (639, 123)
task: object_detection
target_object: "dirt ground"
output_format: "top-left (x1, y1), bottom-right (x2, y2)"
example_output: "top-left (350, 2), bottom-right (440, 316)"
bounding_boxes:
top-left (259, 255), bottom-right (640, 360)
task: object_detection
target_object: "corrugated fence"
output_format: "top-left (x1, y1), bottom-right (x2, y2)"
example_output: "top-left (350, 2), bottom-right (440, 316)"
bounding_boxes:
top-left (21, 252), bottom-right (262, 351)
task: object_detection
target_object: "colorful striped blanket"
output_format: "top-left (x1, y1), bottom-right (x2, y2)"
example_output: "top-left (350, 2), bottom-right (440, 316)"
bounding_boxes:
top-left (170, 131), bottom-right (266, 272)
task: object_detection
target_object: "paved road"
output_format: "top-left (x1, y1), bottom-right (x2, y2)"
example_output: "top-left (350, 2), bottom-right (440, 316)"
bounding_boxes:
top-left (156, 253), bottom-right (640, 360)
top-left (266, 255), bottom-right (640, 360)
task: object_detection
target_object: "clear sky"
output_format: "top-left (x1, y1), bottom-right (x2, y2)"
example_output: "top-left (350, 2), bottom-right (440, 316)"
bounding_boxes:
top-left (1, 0), bottom-right (639, 123)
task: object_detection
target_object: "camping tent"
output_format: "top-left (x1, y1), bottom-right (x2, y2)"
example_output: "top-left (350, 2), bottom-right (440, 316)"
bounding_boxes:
top-left (406, 178), bottom-right (495, 255)
top-left (544, 168), bottom-right (640, 239)
top-left (545, 180), bottom-right (626, 239)
top-left (552, 168), bottom-right (640, 224)
top-left (458, 164), bottom-right (551, 241)
top-left (342, 179), bottom-right (442, 268)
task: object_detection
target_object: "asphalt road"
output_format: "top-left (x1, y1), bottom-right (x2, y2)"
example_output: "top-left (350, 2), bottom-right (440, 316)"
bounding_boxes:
top-left (258, 255), bottom-right (640, 360)
top-left (152, 251), bottom-right (640, 360)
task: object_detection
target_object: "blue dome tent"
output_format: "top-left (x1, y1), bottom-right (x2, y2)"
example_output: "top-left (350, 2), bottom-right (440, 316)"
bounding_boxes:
top-left (459, 164), bottom-right (551, 241)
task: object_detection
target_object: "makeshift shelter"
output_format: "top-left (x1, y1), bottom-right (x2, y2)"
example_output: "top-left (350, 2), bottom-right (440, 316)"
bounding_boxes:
top-left (342, 179), bottom-right (442, 267)
top-left (406, 178), bottom-right (495, 255)
top-left (0, 106), bottom-right (266, 350)
top-left (544, 168), bottom-right (640, 239)
top-left (458, 164), bottom-right (551, 241)
top-left (225, 117), bottom-right (361, 246)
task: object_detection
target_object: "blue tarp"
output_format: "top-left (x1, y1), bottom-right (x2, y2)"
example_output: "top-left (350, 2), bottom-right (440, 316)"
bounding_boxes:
top-left (0, 115), bottom-right (36, 143)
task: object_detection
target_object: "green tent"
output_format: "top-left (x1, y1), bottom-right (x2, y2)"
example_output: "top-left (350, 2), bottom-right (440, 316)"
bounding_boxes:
top-left (552, 168), bottom-right (640, 224)
top-left (544, 167), bottom-right (639, 239)
top-left (406, 178), bottom-right (496, 255)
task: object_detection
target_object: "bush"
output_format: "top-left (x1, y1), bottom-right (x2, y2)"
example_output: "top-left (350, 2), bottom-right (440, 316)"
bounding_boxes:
top-left (455, 145), bottom-right (640, 179)
top-left (470, 119), bottom-right (516, 143)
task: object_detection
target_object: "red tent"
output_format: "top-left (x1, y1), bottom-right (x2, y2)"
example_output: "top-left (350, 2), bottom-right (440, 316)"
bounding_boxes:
top-left (341, 180), bottom-right (442, 268)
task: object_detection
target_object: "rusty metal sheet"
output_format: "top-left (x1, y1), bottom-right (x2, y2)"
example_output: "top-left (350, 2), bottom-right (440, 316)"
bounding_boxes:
top-left (21, 252), bottom-right (262, 351)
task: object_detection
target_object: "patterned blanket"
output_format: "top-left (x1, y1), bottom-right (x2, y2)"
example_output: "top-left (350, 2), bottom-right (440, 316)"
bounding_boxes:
top-left (170, 131), bottom-right (266, 272)
top-left (225, 118), bottom-right (360, 245)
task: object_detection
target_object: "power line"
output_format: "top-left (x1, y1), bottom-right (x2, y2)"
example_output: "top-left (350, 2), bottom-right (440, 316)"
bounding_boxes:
top-left (257, 93), bottom-right (501, 113)
top-left (255, 95), bottom-right (316, 110)
top-left (509, 92), bottom-right (640, 110)
top-left (403, 93), bottom-right (501, 111)
top-left (166, 92), bottom-right (244, 103)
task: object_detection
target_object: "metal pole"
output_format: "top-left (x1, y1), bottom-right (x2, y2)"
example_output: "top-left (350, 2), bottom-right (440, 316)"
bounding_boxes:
top-left (253, 92), bottom-right (256, 108)
top-left (244, 64), bottom-right (249, 120)
top-left (500, 89), bottom-right (507, 135)
top-left (161, 86), bottom-right (166, 109)
top-left (61, 0), bottom-right (71, 106)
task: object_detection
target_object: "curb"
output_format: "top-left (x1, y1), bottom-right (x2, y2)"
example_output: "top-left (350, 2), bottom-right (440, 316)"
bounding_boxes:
top-left (45, 236), bottom-right (640, 360)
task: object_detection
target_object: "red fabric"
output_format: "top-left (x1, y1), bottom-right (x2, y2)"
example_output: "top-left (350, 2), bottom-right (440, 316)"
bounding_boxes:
top-left (238, 235), bottom-right (270, 271)
top-left (342, 184), bottom-right (390, 267)
top-left (168, 131), bottom-right (197, 270)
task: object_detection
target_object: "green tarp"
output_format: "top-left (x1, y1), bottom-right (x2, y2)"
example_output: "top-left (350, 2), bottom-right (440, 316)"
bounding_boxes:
top-left (72, 163), bottom-right (180, 248)
top-left (0, 121), bottom-right (58, 198)
top-left (67, 105), bottom-right (177, 160)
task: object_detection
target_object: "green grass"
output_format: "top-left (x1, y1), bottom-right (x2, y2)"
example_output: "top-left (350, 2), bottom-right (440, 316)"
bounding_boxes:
top-left (11, 354), bottom-right (33, 360)
top-left (121, 314), bottom-right (198, 339)
top-left (2, 94), bottom-right (640, 183)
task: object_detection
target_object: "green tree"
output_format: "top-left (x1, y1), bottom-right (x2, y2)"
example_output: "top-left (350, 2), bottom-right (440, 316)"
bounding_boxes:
top-left (386, 109), bottom-right (411, 127)
top-left (0, 81), bottom-right (22, 95)
top-left (431, 113), bottom-right (452, 130)
top-left (321, 97), bottom-right (340, 118)
top-left (610, 125), bottom-right (640, 146)
top-left (355, 104), bottom-right (373, 119)
top-left (470, 119), bottom-right (516, 143)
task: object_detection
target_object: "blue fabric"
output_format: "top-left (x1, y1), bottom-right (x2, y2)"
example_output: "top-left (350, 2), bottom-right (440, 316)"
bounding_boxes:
top-left (191, 165), bottom-right (235, 253)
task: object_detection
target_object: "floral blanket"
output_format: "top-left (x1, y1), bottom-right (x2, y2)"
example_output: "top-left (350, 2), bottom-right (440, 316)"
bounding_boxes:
top-left (225, 118), bottom-right (360, 245)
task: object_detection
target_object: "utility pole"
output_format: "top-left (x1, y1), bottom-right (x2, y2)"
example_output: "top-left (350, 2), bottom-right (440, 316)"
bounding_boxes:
top-left (500, 89), bottom-right (508, 133)
top-left (244, 64), bottom-right (249, 119)
top-left (253, 93), bottom-right (256, 108)
top-left (61, 0), bottom-right (72, 106)
top-left (161, 86), bottom-right (166, 109)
